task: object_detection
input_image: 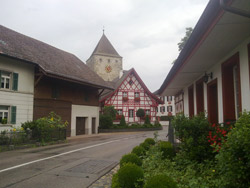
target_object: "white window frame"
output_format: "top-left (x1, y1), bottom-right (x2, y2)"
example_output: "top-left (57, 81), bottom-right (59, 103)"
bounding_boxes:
top-left (1, 71), bottom-right (11, 90)
top-left (123, 92), bottom-right (128, 98)
top-left (0, 106), bottom-right (9, 124)
top-left (117, 109), bottom-right (123, 115)
top-left (134, 92), bottom-right (140, 98)
top-left (129, 109), bottom-right (134, 118)
top-left (145, 109), bottom-right (150, 115)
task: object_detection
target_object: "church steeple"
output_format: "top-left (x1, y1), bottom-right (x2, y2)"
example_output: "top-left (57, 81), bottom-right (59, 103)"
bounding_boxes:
top-left (89, 33), bottom-right (121, 59)
top-left (86, 33), bottom-right (123, 82)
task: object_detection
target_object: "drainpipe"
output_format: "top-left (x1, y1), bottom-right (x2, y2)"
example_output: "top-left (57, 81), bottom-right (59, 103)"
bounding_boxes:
top-left (220, 0), bottom-right (250, 18)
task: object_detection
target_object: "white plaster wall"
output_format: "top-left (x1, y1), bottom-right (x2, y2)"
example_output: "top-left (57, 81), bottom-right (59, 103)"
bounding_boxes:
top-left (186, 37), bottom-right (250, 123)
top-left (0, 56), bottom-right (34, 131)
top-left (71, 105), bottom-right (99, 136)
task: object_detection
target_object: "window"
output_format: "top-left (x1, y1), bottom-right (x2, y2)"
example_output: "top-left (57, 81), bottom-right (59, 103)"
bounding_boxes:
top-left (167, 106), bottom-right (172, 112)
top-left (0, 106), bottom-right (9, 124)
top-left (99, 58), bottom-right (102, 62)
top-left (167, 96), bottom-right (172, 101)
top-left (123, 92), bottom-right (128, 97)
top-left (0, 106), bottom-right (16, 124)
top-left (0, 71), bottom-right (18, 91)
top-left (108, 59), bottom-right (110, 63)
top-left (129, 109), bottom-right (134, 118)
top-left (135, 92), bottom-right (140, 98)
top-left (129, 79), bottom-right (133, 85)
top-left (52, 86), bottom-right (60, 99)
top-left (160, 106), bottom-right (165, 112)
top-left (117, 109), bottom-right (123, 115)
top-left (145, 109), bottom-right (150, 115)
top-left (1, 71), bottom-right (11, 89)
top-left (156, 107), bottom-right (158, 112)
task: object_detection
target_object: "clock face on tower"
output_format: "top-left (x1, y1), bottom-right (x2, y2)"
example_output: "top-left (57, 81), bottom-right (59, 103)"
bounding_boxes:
top-left (105, 65), bottom-right (112, 73)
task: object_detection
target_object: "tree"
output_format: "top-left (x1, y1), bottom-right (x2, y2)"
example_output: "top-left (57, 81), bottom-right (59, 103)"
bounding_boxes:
top-left (136, 109), bottom-right (145, 124)
top-left (119, 115), bottom-right (126, 127)
top-left (177, 27), bottom-right (193, 52)
top-left (103, 106), bottom-right (117, 120)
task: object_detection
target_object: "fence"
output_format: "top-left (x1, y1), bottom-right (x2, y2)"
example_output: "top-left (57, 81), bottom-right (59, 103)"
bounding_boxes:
top-left (0, 128), bottom-right (66, 146)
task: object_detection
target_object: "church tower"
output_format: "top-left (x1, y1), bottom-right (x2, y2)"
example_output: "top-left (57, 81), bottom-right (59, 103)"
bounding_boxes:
top-left (86, 33), bottom-right (123, 82)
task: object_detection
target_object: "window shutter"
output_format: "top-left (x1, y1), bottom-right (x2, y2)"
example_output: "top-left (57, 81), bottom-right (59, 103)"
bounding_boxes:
top-left (11, 106), bottom-right (17, 124)
top-left (12, 73), bottom-right (19, 91)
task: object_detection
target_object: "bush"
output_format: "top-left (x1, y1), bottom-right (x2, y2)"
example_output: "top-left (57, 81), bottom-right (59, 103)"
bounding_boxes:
top-left (172, 113), bottom-right (213, 162)
top-left (131, 146), bottom-right (145, 157)
top-left (158, 141), bottom-right (175, 159)
top-left (99, 115), bottom-right (113, 129)
top-left (144, 115), bottom-right (151, 124)
top-left (111, 173), bottom-right (121, 188)
top-left (22, 112), bottom-right (67, 142)
top-left (144, 138), bottom-right (155, 146)
top-left (144, 174), bottom-right (178, 188)
top-left (140, 142), bottom-right (150, 151)
top-left (216, 111), bottom-right (250, 188)
top-left (120, 153), bottom-right (142, 167)
top-left (117, 163), bottom-right (144, 188)
top-left (119, 115), bottom-right (126, 126)
top-left (103, 106), bottom-right (117, 120)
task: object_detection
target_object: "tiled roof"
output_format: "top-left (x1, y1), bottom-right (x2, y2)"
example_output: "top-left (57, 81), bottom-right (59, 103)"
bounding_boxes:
top-left (89, 34), bottom-right (121, 58)
top-left (0, 25), bottom-right (112, 89)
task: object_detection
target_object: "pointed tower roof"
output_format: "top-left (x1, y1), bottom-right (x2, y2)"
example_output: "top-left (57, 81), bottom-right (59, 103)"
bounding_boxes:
top-left (90, 34), bottom-right (122, 58)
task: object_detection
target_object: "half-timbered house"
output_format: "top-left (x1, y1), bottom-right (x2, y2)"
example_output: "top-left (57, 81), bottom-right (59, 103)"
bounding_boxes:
top-left (100, 68), bottom-right (163, 124)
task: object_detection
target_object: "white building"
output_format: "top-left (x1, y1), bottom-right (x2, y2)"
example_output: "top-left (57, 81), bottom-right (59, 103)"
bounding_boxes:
top-left (156, 96), bottom-right (175, 117)
top-left (157, 0), bottom-right (250, 124)
top-left (0, 56), bottom-right (34, 131)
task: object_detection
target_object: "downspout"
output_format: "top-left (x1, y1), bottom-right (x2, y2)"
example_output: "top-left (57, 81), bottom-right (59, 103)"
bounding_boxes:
top-left (220, 0), bottom-right (250, 18)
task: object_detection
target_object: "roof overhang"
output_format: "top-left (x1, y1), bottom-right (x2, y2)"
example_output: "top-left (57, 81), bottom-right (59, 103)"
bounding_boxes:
top-left (158, 0), bottom-right (250, 96)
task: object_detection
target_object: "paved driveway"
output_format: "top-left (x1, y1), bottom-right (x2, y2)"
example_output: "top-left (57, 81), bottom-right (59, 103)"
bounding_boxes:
top-left (0, 127), bottom-right (168, 188)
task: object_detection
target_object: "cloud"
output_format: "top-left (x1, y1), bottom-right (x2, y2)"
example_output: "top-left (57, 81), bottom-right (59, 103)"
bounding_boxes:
top-left (0, 0), bottom-right (209, 92)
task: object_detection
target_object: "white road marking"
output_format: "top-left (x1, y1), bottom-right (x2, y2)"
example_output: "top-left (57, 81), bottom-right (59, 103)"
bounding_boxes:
top-left (0, 137), bottom-right (130, 173)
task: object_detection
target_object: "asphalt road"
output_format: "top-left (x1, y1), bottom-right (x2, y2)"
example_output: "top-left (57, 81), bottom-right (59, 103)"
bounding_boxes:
top-left (0, 127), bottom-right (168, 188)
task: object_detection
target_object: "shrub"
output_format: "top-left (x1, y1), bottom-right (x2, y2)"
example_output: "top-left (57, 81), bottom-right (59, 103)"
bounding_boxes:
top-left (103, 106), bottom-right (117, 120)
top-left (144, 174), bottom-right (178, 188)
top-left (131, 146), bottom-right (145, 157)
top-left (144, 138), bottom-right (155, 146)
top-left (99, 115), bottom-right (113, 129)
top-left (111, 173), bottom-right (121, 188)
top-left (22, 112), bottom-right (67, 142)
top-left (117, 163), bottom-right (144, 188)
top-left (216, 111), bottom-right (250, 188)
top-left (140, 142), bottom-right (150, 151)
top-left (144, 115), bottom-right (151, 124)
top-left (172, 113), bottom-right (213, 162)
top-left (158, 141), bottom-right (175, 159)
top-left (119, 115), bottom-right (126, 127)
top-left (120, 153), bottom-right (142, 167)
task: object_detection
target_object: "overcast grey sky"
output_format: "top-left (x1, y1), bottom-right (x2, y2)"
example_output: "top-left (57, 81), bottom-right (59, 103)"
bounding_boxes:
top-left (1, 0), bottom-right (209, 92)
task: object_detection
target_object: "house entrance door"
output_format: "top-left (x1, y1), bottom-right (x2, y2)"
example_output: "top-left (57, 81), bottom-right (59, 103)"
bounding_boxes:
top-left (92, 118), bottom-right (96, 134)
top-left (76, 117), bottom-right (86, 135)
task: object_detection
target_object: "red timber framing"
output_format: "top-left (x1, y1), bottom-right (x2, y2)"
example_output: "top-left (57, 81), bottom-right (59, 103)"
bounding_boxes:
top-left (101, 69), bottom-right (162, 123)
top-left (221, 53), bottom-right (241, 122)
top-left (207, 78), bottom-right (218, 124)
top-left (188, 85), bottom-right (194, 117)
top-left (196, 78), bottom-right (204, 114)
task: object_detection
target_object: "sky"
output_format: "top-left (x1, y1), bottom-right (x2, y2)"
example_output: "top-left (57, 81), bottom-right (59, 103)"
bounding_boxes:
top-left (0, 0), bottom-right (209, 92)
